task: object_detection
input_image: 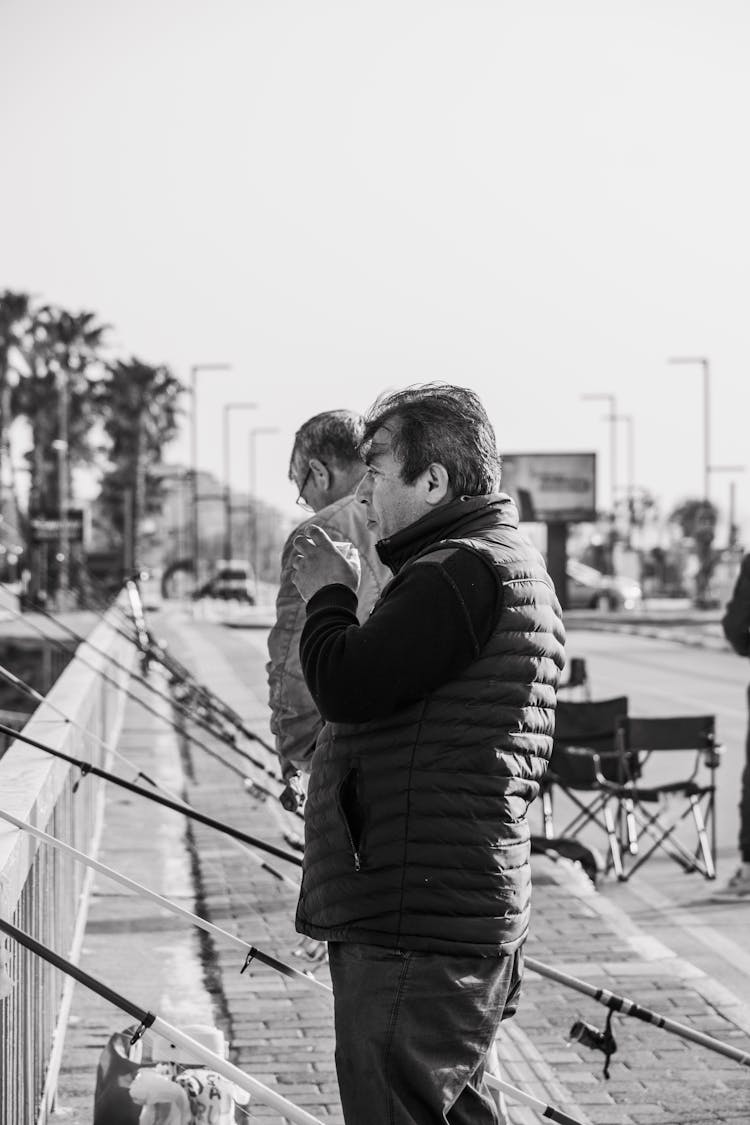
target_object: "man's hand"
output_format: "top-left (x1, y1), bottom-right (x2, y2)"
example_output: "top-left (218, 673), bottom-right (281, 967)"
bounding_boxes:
top-left (290, 525), bottom-right (361, 603)
top-left (280, 773), bottom-right (306, 813)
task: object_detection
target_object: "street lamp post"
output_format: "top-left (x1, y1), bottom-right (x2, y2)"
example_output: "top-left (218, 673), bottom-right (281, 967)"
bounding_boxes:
top-left (222, 402), bottom-right (257, 560)
top-left (248, 426), bottom-right (279, 595)
top-left (667, 357), bottom-right (710, 501)
top-left (708, 465), bottom-right (745, 549)
top-left (612, 412), bottom-right (635, 528)
top-left (53, 368), bottom-right (70, 601)
top-left (581, 392), bottom-right (618, 512)
top-left (190, 363), bottom-right (231, 584)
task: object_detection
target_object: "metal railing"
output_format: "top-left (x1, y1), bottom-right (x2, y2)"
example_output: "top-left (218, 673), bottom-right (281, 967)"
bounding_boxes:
top-left (0, 603), bottom-right (134, 1125)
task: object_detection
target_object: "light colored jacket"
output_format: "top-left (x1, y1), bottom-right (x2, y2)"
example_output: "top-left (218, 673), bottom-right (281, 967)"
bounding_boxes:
top-left (266, 493), bottom-right (389, 777)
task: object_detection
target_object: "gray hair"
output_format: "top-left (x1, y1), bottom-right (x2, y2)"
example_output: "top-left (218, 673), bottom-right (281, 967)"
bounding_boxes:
top-left (361, 383), bottom-right (500, 495)
top-left (289, 409), bottom-right (365, 479)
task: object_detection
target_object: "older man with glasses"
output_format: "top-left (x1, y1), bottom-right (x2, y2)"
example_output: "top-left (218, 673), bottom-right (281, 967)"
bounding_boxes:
top-left (266, 409), bottom-right (389, 810)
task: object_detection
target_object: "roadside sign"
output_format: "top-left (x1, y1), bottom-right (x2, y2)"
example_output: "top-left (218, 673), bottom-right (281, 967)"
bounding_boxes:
top-left (30, 510), bottom-right (86, 544)
top-left (501, 452), bottom-right (597, 523)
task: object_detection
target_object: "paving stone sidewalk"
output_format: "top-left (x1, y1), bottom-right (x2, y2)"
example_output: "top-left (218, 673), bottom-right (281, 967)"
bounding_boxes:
top-left (51, 605), bottom-right (750, 1124)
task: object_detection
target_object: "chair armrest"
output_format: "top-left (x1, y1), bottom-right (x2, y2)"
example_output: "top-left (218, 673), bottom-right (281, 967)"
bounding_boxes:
top-left (704, 742), bottom-right (724, 769)
top-left (562, 745), bottom-right (613, 788)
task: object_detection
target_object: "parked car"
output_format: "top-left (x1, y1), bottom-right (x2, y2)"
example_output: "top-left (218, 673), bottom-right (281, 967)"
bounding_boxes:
top-left (192, 559), bottom-right (255, 604)
top-left (566, 558), bottom-right (642, 611)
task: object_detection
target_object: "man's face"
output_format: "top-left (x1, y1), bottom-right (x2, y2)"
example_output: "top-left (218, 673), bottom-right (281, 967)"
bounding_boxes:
top-left (356, 425), bottom-right (432, 540)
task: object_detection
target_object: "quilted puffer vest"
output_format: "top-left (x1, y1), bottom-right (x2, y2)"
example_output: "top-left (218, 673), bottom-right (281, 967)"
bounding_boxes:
top-left (295, 514), bottom-right (566, 956)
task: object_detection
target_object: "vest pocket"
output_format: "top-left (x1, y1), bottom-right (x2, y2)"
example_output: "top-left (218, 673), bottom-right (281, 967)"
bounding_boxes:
top-left (337, 767), bottom-right (364, 871)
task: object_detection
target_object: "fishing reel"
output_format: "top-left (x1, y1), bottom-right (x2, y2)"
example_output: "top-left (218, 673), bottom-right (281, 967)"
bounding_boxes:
top-left (568, 1012), bottom-right (617, 1078)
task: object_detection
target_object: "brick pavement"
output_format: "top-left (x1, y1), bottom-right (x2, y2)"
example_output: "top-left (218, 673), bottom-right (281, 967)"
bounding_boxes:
top-left (51, 604), bottom-right (750, 1124)
top-left (48, 664), bottom-right (219, 1123)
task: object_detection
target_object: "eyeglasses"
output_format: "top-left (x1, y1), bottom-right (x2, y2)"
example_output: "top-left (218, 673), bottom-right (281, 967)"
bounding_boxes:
top-left (295, 465), bottom-right (313, 508)
top-left (294, 456), bottom-right (326, 510)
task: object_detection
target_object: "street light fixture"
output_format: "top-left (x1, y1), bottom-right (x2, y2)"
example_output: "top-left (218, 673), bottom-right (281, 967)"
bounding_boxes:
top-left (222, 402), bottom-right (257, 559)
top-left (190, 363), bottom-right (231, 583)
top-left (248, 426), bottom-right (280, 595)
top-left (667, 357), bottom-right (710, 501)
top-left (581, 392), bottom-right (618, 512)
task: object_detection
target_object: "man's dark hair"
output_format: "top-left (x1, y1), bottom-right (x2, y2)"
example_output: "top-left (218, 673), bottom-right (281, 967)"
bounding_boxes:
top-left (361, 383), bottom-right (501, 495)
top-left (289, 409), bottom-right (365, 480)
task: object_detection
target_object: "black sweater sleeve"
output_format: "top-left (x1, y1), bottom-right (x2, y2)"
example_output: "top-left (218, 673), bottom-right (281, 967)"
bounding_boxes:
top-left (299, 547), bottom-right (502, 723)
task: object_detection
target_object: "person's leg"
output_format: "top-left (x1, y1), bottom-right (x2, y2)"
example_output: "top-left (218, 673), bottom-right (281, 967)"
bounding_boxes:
top-left (714, 689), bottom-right (750, 899)
top-left (327, 942), bottom-right (522, 1125)
top-left (739, 687), bottom-right (750, 864)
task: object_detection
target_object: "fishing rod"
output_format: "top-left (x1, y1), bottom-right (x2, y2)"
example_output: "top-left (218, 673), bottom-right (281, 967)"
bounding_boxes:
top-left (5, 578), bottom-right (295, 810)
top-left (525, 955), bottom-right (750, 1070)
top-left (120, 582), bottom-right (299, 806)
top-left (0, 916), bottom-right (325, 1125)
top-left (484, 1073), bottom-right (584, 1125)
top-left (100, 578), bottom-right (286, 788)
top-left (7, 816), bottom-right (746, 1120)
top-left (0, 720), bottom-right (302, 868)
top-left (0, 660), bottom-right (299, 888)
top-left (0, 584), bottom-right (265, 769)
top-left (10, 734), bottom-right (745, 1082)
top-left (121, 584), bottom-right (302, 815)
top-left (0, 512), bottom-right (280, 767)
top-left (0, 655), bottom-right (259, 805)
top-left (0, 596), bottom-right (272, 786)
top-left (123, 577), bottom-right (279, 753)
top-left (0, 808), bottom-right (328, 995)
top-left (0, 522), bottom-right (288, 797)
top-left (0, 913), bottom-right (588, 1125)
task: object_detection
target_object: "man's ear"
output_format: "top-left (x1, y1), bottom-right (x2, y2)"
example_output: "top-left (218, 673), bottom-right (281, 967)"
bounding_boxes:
top-left (423, 463), bottom-right (452, 507)
top-left (309, 457), bottom-right (331, 490)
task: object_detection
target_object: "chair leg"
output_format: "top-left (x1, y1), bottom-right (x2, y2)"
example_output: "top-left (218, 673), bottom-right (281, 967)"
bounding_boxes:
top-left (602, 799), bottom-right (625, 879)
top-left (622, 797), bottom-right (639, 856)
top-left (689, 795), bottom-right (716, 879)
top-left (542, 789), bottom-right (555, 840)
top-left (621, 798), bottom-right (715, 880)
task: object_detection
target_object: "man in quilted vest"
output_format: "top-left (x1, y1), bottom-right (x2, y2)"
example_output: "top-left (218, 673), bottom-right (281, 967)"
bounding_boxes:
top-left (267, 409), bottom-right (389, 810)
top-left (290, 384), bottom-right (565, 1125)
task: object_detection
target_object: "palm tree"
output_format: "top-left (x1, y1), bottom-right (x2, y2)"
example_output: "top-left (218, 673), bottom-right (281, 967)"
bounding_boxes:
top-left (12, 303), bottom-right (108, 600)
top-left (96, 358), bottom-right (184, 570)
top-left (669, 497), bottom-right (719, 606)
top-left (0, 290), bottom-right (32, 554)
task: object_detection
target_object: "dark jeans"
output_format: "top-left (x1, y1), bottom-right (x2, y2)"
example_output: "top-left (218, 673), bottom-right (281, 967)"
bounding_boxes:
top-left (328, 941), bottom-right (523, 1125)
top-left (741, 686), bottom-right (750, 862)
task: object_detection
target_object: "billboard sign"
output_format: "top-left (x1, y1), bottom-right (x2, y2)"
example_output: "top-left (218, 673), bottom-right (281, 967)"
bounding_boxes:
top-left (500, 453), bottom-right (597, 523)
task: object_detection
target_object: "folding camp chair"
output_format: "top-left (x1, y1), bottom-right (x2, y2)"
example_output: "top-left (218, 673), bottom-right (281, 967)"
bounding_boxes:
top-left (539, 696), bottom-right (630, 879)
top-left (611, 715), bottom-right (722, 881)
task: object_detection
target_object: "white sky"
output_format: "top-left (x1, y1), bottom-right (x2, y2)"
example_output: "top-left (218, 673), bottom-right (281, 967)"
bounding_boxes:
top-left (1, 0), bottom-right (748, 533)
